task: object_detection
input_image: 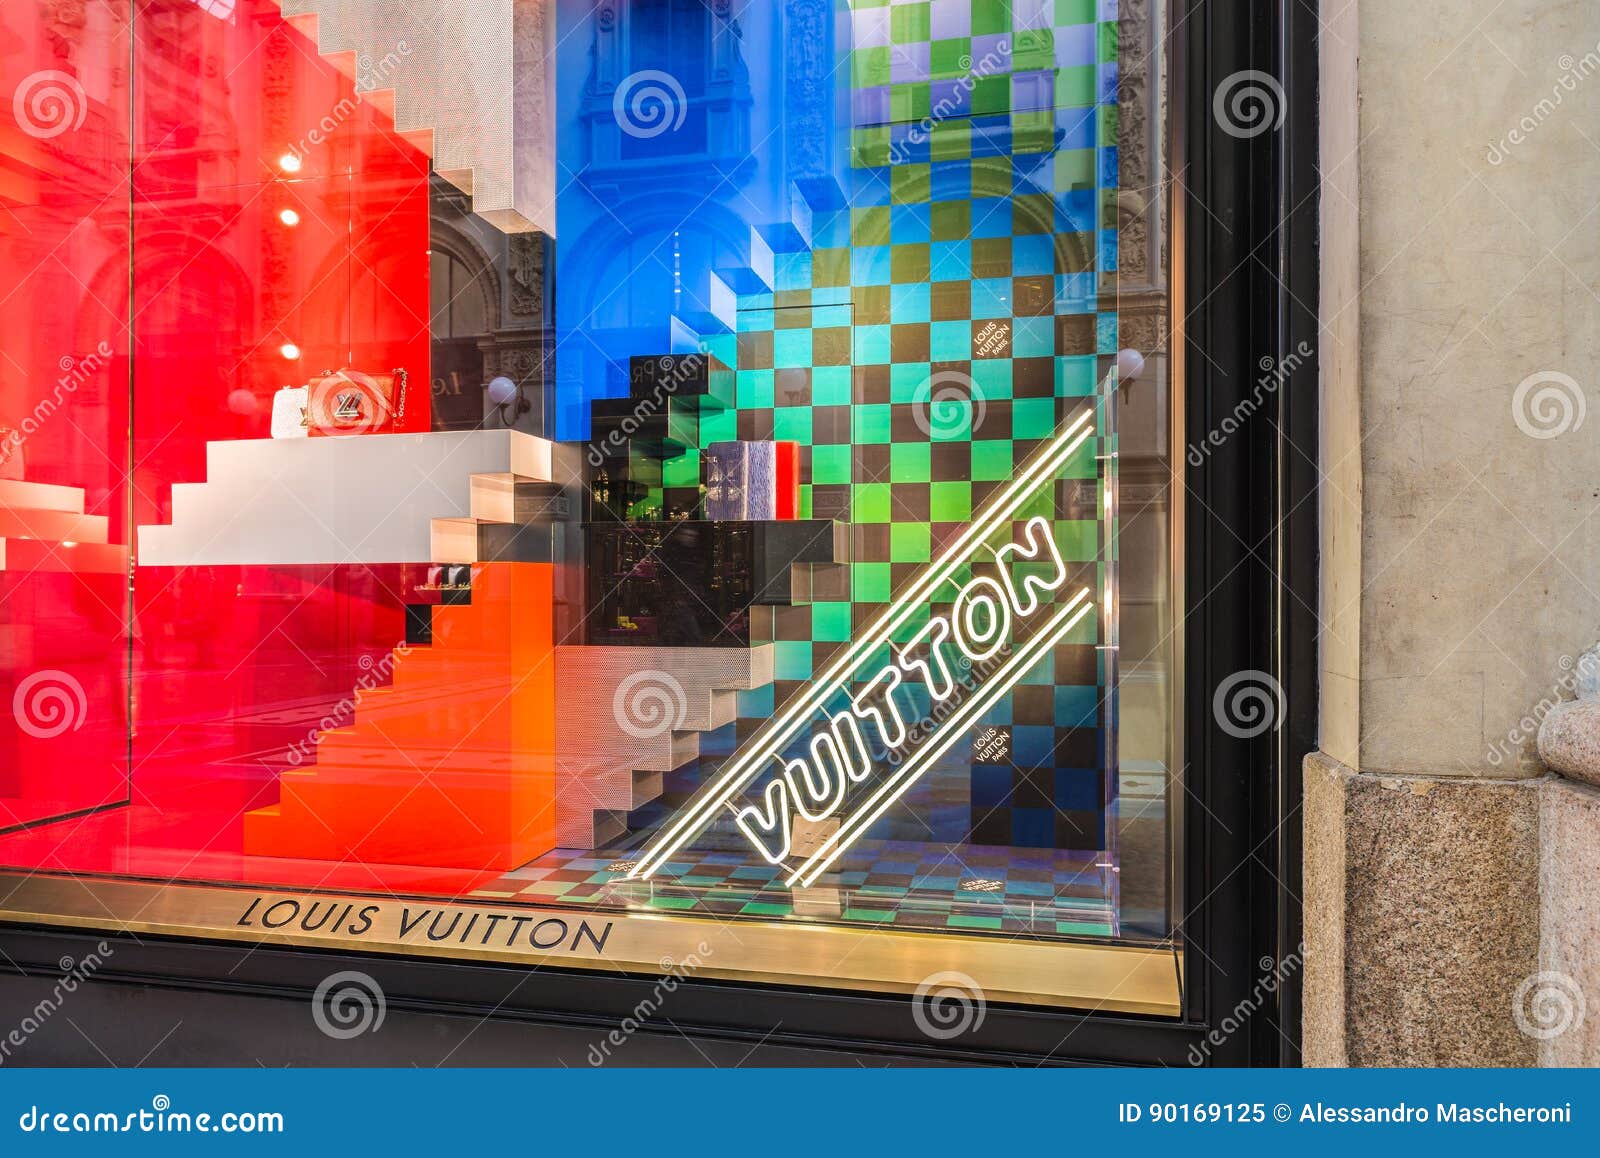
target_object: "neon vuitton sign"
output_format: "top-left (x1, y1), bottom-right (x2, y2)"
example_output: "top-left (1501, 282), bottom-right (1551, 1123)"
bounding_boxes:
top-left (629, 409), bottom-right (1099, 886)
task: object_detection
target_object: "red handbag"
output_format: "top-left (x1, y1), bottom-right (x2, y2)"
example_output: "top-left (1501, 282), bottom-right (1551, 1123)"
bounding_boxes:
top-left (305, 368), bottom-right (409, 437)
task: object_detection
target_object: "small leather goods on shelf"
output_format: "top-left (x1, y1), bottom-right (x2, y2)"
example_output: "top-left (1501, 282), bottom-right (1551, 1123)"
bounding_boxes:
top-left (305, 368), bottom-right (409, 437)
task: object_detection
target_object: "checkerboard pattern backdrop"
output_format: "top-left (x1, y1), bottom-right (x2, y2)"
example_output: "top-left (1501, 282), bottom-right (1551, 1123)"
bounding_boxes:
top-left (600, 1), bottom-right (1122, 867)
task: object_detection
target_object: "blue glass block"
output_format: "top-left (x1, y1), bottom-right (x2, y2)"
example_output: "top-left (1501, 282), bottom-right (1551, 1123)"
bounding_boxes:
top-left (1097, 313), bottom-right (1120, 356)
top-left (1054, 684), bottom-right (1101, 728)
top-left (1013, 809), bottom-right (1055, 847)
top-left (738, 308), bottom-right (775, 333)
top-left (774, 329), bottom-right (813, 368)
top-left (972, 277), bottom-right (1011, 319)
top-left (969, 197), bottom-right (1012, 237)
top-left (813, 303), bottom-right (854, 329)
top-left (890, 362), bottom-right (932, 403)
top-left (775, 251), bottom-right (813, 293)
top-left (1099, 228), bottom-right (1119, 272)
top-left (929, 321), bottom-right (972, 361)
top-left (1054, 766), bottom-right (1103, 811)
top-left (890, 203), bottom-right (932, 244)
top-left (890, 282), bottom-right (931, 323)
top-left (970, 358), bottom-right (1014, 400)
top-left (930, 0), bottom-right (971, 39)
top-left (852, 245), bottom-right (893, 285)
top-left (970, 117), bottom-right (1013, 158)
top-left (1055, 22), bottom-right (1097, 67)
top-left (774, 641), bottom-right (812, 681)
top-left (929, 239), bottom-right (972, 280)
top-left (1012, 726), bottom-right (1055, 765)
top-left (891, 41), bottom-right (932, 84)
top-left (1056, 354), bottom-right (1099, 397)
top-left (1013, 233), bottom-right (1055, 275)
top-left (1099, 144), bottom-right (1119, 187)
top-left (1056, 187), bottom-right (1097, 231)
top-left (1057, 273), bottom-right (1097, 313)
top-left (1059, 106), bottom-right (1098, 149)
top-left (855, 324), bottom-right (892, 364)
top-left (1099, 62), bottom-right (1120, 106)
top-left (813, 209), bottom-right (853, 248)
top-left (1012, 316), bottom-right (1054, 358)
top-left (928, 78), bottom-right (974, 118)
top-left (736, 684), bottom-right (775, 716)
top-left (929, 159), bottom-right (973, 201)
top-left (972, 765), bottom-right (1013, 808)
top-left (1099, 0), bottom-right (1119, 22)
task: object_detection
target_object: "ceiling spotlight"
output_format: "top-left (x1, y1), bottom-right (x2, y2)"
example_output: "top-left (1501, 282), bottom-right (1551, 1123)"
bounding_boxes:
top-left (280, 343), bottom-right (301, 361)
top-left (279, 208), bottom-right (301, 227)
top-left (278, 152), bottom-right (303, 174)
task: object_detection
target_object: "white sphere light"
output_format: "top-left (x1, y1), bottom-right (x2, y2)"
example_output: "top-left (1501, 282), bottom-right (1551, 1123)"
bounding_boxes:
top-left (1116, 348), bottom-right (1146, 384)
top-left (486, 376), bottom-right (518, 406)
top-left (227, 388), bottom-right (259, 416)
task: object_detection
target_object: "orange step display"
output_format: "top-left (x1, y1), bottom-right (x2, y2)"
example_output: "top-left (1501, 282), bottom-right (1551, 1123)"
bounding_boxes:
top-left (243, 562), bottom-right (558, 870)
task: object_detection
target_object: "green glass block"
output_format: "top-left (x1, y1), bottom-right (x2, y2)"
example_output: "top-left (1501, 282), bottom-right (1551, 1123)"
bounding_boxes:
top-left (853, 562), bottom-right (893, 603)
top-left (1057, 354), bottom-right (1098, 396)
top-left (1098, 102), bottom-right (1119, 146)
top-left (890, 1), bottom-right (931, 44)
top-left (855, 403), bottom-right (892, 443)
top-left (970, 358), bottom-right (1013, 400)
top-left (851, 127), bottom-right (892, 169)
top-left (948, 914), bottom-right (1004, 930)
top-left (741, 902), bottom-right (791, 917)
top-left (812, 443), bottom-right (851, 484)
top-left (1012, 396), bottom-right (1057, 437)
top-left (1098, 20), bottom-right (1119, 63)
top-left (812, 365), bottom-right (852, 406)
top-left (853, 481), bottom-right (892, 522)
top-left (971, 439), bottom-right (1014, 481)
top-left (889, 83), bottom-right (931, 124)
top-left (930, 481), bottom-right (973, 521)
top-left (799, 484), bottom-right (812, 519)
top-left (1012, 29), bottom-right (1055, 72)
top-left (775, 640), bottom-right (813, 681)
top-left (891, 162), bottom-right (930, 204)
top-left (1056, 0), bottom-right (1098, 24)
top-left (853, 45), bottom-right (892, 88)
top-left (736, 369), bottom-right (775, 409)
top-left (851, 205), bottom-right (892, 247)
top-left (929, 37), bottom-right (972, 78)
top-left (1012, 109), bottom-right (1056, 155)
top-left (1056, 65), bottom-right (1096, 109)
top-left (890, 522), bottom-right (932, 564)
top-left (1057, 519), bottom-right (1098, 560)
top-left (811, 601), bottom-right (852, 642)
top-left (970, 74), bottom-right (1009, 116)
top-left (890, 243), bottom-right (931, 283)
top-left (774, 406), bottom-right (811, 444)
top-left (698, 406), bottom-right (737, 444)
top-left (843, 909), bottom-right (897, 924)
top-left (889, 362), bottom-right (931, 403)
top-left (774, 329), bottom-right (813, 369)
top-left (1013, 192), bottom-right (1054, 234)
top-left (929, 119), bottom-right (974, 162)
top-left (971, 0), bottom-right (1009, 37)
top-left (662, 449), bottom-right (698, 489)
top-left (890, 441), bottom-right (931, 481)
top-left (930, 200), bottom-right (971, 241)
top-left (812, 247), bottom-right (851, 288)
top-left (1054, 147), bottom-right (1095, 190)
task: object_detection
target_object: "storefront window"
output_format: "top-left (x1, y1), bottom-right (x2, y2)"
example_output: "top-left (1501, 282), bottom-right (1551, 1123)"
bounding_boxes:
top-left (1, 0), bottom-right (1177, 1014)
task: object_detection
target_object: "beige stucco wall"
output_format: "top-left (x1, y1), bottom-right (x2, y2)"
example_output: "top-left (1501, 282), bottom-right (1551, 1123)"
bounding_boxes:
top-left (1310, 0), bottom-right (1600, 1065)
top-left (1327, 0), bottom-right (1600, 778)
